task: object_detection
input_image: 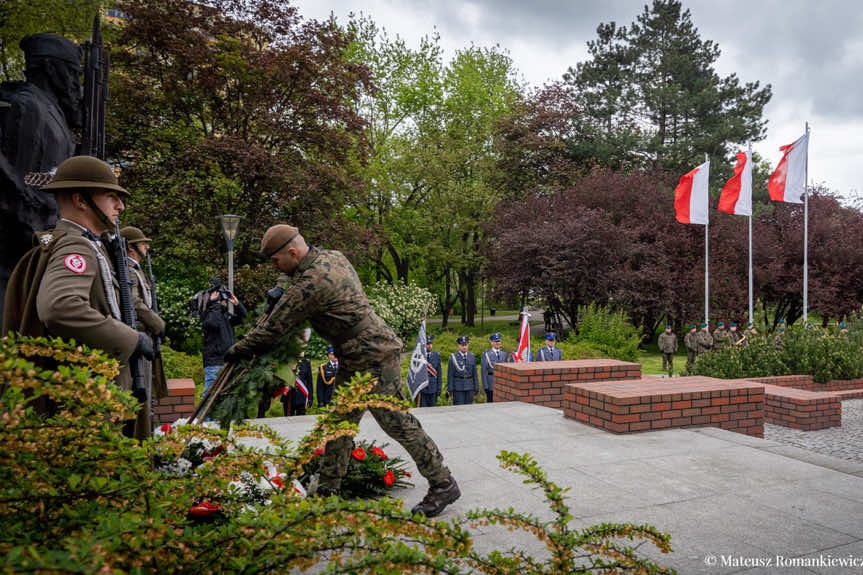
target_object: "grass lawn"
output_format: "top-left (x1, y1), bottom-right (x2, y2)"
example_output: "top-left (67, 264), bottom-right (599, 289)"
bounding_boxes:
top-left (637, 342), bottom-right (688, 376)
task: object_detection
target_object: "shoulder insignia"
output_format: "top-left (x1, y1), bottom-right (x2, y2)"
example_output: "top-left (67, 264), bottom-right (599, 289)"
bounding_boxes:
top-left (63, 254), bottom-right (87, 274)
top-left (38, 233), bottom-right (54, 245)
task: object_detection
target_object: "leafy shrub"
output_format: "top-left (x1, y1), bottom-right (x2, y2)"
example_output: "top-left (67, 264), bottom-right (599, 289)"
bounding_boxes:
top-left (156, 277), bottom-right (202, 353)
top-left (161, 341), bottom-right (205, 388)
top-left (1, 333), bottom-right (675, 574)
top-left (693, 329), bottom-right (863, 383)
top-left (367, 281), bottom-right (438, 344)
top-left (576, 303), bottom-right (643, 362)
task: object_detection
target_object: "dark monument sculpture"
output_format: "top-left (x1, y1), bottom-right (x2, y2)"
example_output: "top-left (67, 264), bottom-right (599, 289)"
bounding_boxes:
top-left (0, 34), bottom-right (83, 326)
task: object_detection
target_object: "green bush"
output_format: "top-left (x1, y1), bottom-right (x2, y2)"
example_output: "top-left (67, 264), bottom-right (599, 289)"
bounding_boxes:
top-left (1, 334), bottom-right (675, 574)
top-left (575, 303), bottom-right (643, 362)
top-left (366, 281), bottom-right (438, 345)
top-left (156, 278), bottom-right (202, 353)
top-left (161, 342), bottom-right (205, 388)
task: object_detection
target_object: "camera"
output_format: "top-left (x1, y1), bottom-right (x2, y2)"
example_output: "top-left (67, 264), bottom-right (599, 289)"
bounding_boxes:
top-left (209, 277), bottom-right (231, 301)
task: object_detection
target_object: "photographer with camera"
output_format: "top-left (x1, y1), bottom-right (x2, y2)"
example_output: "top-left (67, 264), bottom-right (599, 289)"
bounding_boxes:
top-left (199, 277), bottom-right (246, 395)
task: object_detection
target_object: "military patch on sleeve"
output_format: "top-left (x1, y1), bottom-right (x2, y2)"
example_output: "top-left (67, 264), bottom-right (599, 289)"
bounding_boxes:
top-left (64, 254), bottom-right (88, 274)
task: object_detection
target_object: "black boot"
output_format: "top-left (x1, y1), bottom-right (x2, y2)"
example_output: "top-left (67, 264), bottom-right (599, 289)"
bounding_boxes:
top-left (410, 475), bottom-right (460, 517)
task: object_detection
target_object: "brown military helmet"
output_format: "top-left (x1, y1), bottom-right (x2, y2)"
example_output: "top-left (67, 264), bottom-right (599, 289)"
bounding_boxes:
top-left (260, 224), bottom-right (299, 257)
top-left (119, 226), bottom-right (151, 244)
top-left (42, 155), bottom-right (130, 197)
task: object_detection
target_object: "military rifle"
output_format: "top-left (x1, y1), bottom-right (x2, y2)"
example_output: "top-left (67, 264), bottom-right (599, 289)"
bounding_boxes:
top-left (80, 14), bottom-right (109, 159)
top-left (145, 252), bottom-right (163, 357)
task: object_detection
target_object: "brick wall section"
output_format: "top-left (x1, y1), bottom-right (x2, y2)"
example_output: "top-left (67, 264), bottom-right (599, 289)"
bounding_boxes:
top-left (747, 375), bottom-right (863, 393)
top-left (154, 378), bottom-right (196, 427)
top-left (760, 384), bottom-right (841, 430)
top-left (494, 360), bottom-right (641, 409)
top-left (563, 376), bottom-right (765, 438)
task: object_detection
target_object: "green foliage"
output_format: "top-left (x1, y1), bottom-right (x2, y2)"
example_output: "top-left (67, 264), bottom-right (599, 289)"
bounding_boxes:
top-left (367, 281), bottom-right (438, 344)
top-left (576, 303), bottom-right (643, 362)
top-left (1, 334), bottom-right (674, 573)
top-left (155, 278), bottom-right (201, 353)
top-left (160, 342), bottom-right (204, 387)
top-left (693, 329), bottom-right (863, 383)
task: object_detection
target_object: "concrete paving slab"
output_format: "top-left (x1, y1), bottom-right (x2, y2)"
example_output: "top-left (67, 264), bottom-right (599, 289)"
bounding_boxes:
top-left (248, 401), bottom-right (863, 573)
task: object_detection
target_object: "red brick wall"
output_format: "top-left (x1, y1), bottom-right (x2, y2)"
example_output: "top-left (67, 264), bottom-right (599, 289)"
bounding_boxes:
top-left (563, 377), bottom-right (765, 437)
top-left (746, 375), bottom-right (863, 393)
top-left (154, 378), bottom-right (196, 427)
top-left (494, 360), bottom-right (641, 409)
top-left (761, 384), bottom-right (841, 430)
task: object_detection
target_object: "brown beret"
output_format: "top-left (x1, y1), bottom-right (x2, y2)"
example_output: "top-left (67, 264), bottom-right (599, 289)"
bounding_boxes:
top-left (260, 224), bottom-right (299, 257)
top-left (120, 226), bottom-right (152, 244)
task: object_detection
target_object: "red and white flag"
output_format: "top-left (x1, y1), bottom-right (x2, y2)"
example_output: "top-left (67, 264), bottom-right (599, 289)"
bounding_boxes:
top-left (674, 160), bottom-right (710, 225)
top-left (512, 310), bottom-right (531, 362)
top-left (295, 376), bottom-right (310, 405)
top-left (768, 132), bottom-right (808, 204)
top-left (718, 151), bottom-right (752, 216)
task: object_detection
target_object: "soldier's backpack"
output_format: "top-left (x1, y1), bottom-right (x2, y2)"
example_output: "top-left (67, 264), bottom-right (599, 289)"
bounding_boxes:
top-left (2, 230), bottom-right (66, 338)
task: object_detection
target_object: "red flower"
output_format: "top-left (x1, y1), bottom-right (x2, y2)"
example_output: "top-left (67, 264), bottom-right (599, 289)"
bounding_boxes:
top-left (351, 448), bottom-right (366, 461)
top-left (371, 447), bottom-right (387, 459)
top-left (272, 476), bottom-right (285, 488)
top-left (160, 424), bottom-right (172, 434)
top-left (382, 470), bottom-right (395, 486)
top-left (189, 501), bottom-right (221, 517)
top-left (314, 446), bottom-right (325, 456)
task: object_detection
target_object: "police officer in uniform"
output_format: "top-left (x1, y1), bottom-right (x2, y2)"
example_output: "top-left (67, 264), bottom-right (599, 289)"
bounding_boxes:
top-left (535, 332), bottom-right (563, 362)
top-left (120, 226), bottom-right (167, 401)
top-left (480, 333), bottom-right (507, 403)
top-left (317, 346), bottom-right (338, 408)
top-left (30, 156), bottom-right (153, 438)
top-left (226, 224), bottom-right (459, 516)
top-left (447, 336), bottom-right (478, 405)
top-left (419, 336), bottom-right (442, 407)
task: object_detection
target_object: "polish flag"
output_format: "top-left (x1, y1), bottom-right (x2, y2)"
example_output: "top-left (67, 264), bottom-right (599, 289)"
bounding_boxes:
top-left (768, 132), bottom-right (808, 204)
top-left (718, 151), bottom-right (752, 216)
top-left (512, 310), bottom-right (531, 362)
top-left (674, 160), bottom-right (710, 225)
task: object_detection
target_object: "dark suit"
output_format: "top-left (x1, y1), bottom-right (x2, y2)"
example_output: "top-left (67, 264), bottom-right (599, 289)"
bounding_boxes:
top-left (420, 350), bottom-right (442, 407)
top-left (283, 358), bottom-right (312, 416)
top-left (317, 360), bottom-right (338, 407)
top-left (447, 351), bottom-right (478, 405)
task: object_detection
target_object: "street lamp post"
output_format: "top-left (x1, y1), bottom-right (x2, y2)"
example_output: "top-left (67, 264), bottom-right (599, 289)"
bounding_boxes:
top-left (217, 214), bottom-right (242, 312)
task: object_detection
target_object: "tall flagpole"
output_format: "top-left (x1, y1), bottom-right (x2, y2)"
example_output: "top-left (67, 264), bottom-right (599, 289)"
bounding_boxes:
top-left (704, 152), bottom-right (710, 325)
top-left (803, 122), bottom-right (810, 323)
top-left (748, 143), bottom-right (754, 324)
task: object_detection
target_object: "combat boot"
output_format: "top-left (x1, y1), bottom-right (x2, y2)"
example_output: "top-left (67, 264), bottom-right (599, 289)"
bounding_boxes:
top-left (410, 475), bottom-right (460, 517)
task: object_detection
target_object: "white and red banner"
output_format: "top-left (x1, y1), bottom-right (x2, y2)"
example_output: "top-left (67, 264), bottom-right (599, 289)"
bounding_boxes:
top-left (674, 160), bottom-right (710, 225)
top-left (512, 310), bottom-right (531, 362)
top-left (295, 376), bottom-right (310, 402)
top-left (768, 132), bottom-right (809, 204)
top-left (718, 151), bottom-right (752, 216)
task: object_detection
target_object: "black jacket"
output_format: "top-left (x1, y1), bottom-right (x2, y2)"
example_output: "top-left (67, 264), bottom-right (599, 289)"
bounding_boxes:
top-left (201, 298), bottom-right (247, 367)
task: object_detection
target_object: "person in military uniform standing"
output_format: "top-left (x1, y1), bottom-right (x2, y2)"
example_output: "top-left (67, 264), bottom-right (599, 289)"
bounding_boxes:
top-left (695, 323), bottom-right (714, 357)
top-left (773, 324), bottom-right (786, 350)
top-left (447, 336), bottom-right (478, 406)
top-left (743, 322), bottom-right (758, 344)
top-left (8, 156), bottom-right (154, 439)
top-left (535, 332), bottom-right (563, 362)
top-left (225, 224), bottom-right (459, 517)
top-left (120, 226), bottom-right (167, 404)
top-left (657, 325), bottom-right (677, 376)
top-left (728, 322), bottom-right (744, 346)
top-left (316, 346), bottom-right (339, 408)
top-left (480, 333), bottom-right (507, 403)
top-left (684, 324), bottom-right (698, 371)
top-left (712, 321), bottom-right (730, 350)
top-left (419, 336), bottom-right (442, 407)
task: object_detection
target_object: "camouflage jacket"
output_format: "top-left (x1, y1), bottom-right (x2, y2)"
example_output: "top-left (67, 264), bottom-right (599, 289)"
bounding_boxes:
top-left (232, 247), bottom-right (402, 373)
top-left (712, 328), bottom-right (730, 349)
top-left (694, 330), bottom-right (714, 353)
top-left (657, 332), bottom-right (678, 353)
top-left (683, 331), bottom-right (697, 352)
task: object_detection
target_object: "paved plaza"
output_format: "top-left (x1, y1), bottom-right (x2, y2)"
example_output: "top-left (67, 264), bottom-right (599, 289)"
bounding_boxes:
top-left (251, 401), bottom-right (863, 574)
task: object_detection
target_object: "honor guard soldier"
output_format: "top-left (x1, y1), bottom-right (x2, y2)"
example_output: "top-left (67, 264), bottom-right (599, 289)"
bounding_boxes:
top-left (744, 321), bottom-right (758, 343)
top-left (316, 346), bottom-right (338, 408)
top-left (728, 322), bottom-right (744, 345)
top-left (684, 324), bottom-right (697, 371)
top-left (419, 336), bottom-right (442, 407)
top-left (480, 333), bottom-right (507, 403)
top-left (773, 323), bottom-right (786, 350)
top-left (447, 336), bottom-right (478, 405)
top-left (535, 332), bottom-right (562, 362)
top-left (695, 323), bottom-right (713, 356)
top-left (226, 224), bottom-right (458, 516)
top-left (120, 226), bottom-right (167, 401)
top-left (285, 356), bottom-right (313, 416)
top-left (6, 156), bottom-right (154, 438)
top-left (712, 321), bottom-right (730, 350)
top-left (657, 325), bottom-right (677, 376)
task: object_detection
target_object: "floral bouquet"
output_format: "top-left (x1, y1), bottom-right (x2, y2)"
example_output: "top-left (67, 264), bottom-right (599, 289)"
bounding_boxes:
top-left (303, 439), bottom-right (413, 499)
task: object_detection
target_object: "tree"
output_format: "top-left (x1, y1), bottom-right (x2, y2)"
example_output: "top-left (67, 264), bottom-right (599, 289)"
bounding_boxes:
top-left (565, 0), bottom-right (772, 180)
top-left (109, 0), bottom-right (373, 300)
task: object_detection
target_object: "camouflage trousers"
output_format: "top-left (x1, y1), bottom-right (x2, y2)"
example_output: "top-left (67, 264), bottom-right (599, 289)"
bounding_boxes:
top-left (317, 354), bottom-right (450, 490)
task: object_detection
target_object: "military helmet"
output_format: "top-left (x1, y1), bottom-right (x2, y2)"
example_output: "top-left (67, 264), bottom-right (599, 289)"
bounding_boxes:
top-left (42, 156), bottom-right (130, 197)
top-left (120, 226), bottom-right (151, 244)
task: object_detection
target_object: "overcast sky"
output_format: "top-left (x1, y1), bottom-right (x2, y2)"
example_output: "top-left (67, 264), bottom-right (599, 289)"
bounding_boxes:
top-left (292, 0), bottom-right (862, 198)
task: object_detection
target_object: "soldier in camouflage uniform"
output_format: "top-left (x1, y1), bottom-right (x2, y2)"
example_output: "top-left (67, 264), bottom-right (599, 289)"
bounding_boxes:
top-left (695, 322), bottom-right (714, 356)
top-left (657, 324), bottom-right (677, 376)
top-left (727, 322), bottom-right (744, 346)
top-left (226, 225), bottom-right (459, 517)
top-left (712, 321), bottom-right (730, 350)
top-left (684, 324), bottom-right (698, 371)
